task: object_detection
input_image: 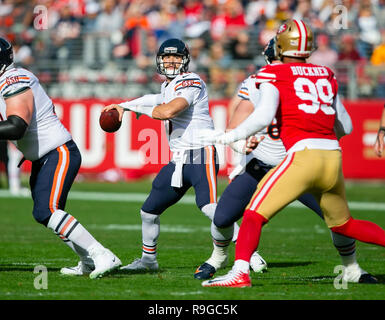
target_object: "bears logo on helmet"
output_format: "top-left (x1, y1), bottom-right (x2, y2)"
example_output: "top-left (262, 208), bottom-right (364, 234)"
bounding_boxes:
top-left (156, 38), bottom-right (190, 79)
top-left (275, 20), bottom-right (314, 59)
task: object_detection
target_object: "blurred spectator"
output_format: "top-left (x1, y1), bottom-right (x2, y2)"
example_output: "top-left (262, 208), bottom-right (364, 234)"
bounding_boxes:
top-left (368, 29), bottom-right (385, 97)
top-left (356, 1), bottom-right (381, 60)
top-left (308, 34), bottom-right (338, 71)
top-left (371, 29), bottom-right (385, 66)
top-left (51, 4), bottom-right (81, 61)
top-left (275, 0), bottom-right (295, 21)
top-left (244, 0), bottom-right (277, 26)
top-left (188, 37), bottom-right (209, 73)
top-left (293, 0), bottom-right (323, 31)
top-left (338, 34), bottom-right (362, 62)
top-left (230, 31), bottom-right (253, 60)
top-left (94, 0), bottom-right (123, 63)
top-left (211, 0), bottom-right (246, 42)
top-left (13, 35), bottom-right (34, 67)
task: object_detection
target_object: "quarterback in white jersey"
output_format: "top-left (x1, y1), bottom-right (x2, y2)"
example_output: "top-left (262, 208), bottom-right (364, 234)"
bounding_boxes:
top-left (103, 38), bottom-right (240, 274)
top-left (0, 37), bottom-right (121, 279)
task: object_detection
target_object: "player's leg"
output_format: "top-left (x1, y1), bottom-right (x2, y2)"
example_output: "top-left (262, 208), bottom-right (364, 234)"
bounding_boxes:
top-left (298, 193), bottom-right (377, 283)
top-left (121, 161), bottom-right (191, 271)
top-left (188, 146), bottom-right (231, 277)
top-left (31, 140), bottom-right (121, 278)
top-left (203, 151), bottom-right (313, 287)
top-left (318, 151), bottom-right (385, 248)
top-left (195, 158), bottom-right (269, 279)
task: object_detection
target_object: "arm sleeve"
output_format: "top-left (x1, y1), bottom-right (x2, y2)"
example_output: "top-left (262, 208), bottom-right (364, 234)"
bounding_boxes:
top-left (223, 82), bottom-right (280, 144)
top-left (333, 94), bottom-right (353, 139)
top-left (0, 115), bottom-right (28, 140)
top-left (119, 93), bottom-right (163, 108)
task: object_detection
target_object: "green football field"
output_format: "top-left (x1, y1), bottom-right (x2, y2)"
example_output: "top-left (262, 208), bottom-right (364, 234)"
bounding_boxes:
top-left (0, 179), bottom-right (384, 301)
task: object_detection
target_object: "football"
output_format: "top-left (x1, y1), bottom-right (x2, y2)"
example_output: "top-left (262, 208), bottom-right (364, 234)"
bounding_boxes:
top-left (99, 109), bottom-right (121, 133)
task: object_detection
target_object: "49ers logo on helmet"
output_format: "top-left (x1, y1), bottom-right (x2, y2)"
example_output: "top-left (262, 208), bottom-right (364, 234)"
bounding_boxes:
top-left (277, 24), bottom-right (287, 34)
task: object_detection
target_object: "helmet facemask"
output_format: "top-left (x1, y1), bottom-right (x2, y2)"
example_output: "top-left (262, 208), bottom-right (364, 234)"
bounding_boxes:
top-left (156, 54), bottom-right (189, 79)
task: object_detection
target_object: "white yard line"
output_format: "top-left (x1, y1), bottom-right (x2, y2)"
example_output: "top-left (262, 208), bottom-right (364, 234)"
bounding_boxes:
top-left (0, 190), bottom-right (384, 211)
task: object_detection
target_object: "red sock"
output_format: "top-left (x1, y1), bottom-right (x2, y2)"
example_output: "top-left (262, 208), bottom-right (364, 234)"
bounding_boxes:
top-left (331, 217), bottom-right (385, 247)
top-left (235, 210), bottom-right (268, 261)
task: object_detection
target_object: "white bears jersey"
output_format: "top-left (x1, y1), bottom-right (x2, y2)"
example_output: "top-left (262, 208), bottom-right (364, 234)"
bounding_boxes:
top-left (237, 75), bottom-right (286, 167)
top-left (160, 72), bottom-right (214, 152)
top-left (0, 67), bottom-right (71, 161)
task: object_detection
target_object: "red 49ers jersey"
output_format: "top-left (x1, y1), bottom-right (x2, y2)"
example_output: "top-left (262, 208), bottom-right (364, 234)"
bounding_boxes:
top-left (255, 62), bottom-right (338, 151)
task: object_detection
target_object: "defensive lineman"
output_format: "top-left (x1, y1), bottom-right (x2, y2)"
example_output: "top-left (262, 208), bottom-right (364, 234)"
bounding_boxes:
top-left (202, 20), bottom-right (385, 287)
top-left (103, 38), bottom-right (246, 272)
top-left (0, 37), bottom-right (121, 279)
top-left (196, 38), bottom-right (377, 283)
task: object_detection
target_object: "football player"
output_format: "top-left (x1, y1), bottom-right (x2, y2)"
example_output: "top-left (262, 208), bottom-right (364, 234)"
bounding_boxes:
top-left (201, 20), bottom-right (385, 288)
top-left (103, 38), bottom-right (244, 272)
top-left (0, 37), bottom-right (121, 279)
top-left (196, 38), bottom-right (377, 284)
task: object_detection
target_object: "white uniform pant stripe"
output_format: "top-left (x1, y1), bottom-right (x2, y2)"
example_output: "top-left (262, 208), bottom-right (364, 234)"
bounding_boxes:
top-left (51, 146), bottom-right (68, 211)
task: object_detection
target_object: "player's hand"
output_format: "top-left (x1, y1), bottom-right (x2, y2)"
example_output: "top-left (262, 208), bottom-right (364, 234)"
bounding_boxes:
top-left (374, 131), bottom-right (384, 157)
top-left (245, 136), bottom-right (264, 154)
top-left (103, 104), bottom-right (124, 121)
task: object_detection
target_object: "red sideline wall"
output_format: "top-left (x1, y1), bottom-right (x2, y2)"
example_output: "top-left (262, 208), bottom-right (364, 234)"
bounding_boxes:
top-left (21, 99), bottom-right (385, 180)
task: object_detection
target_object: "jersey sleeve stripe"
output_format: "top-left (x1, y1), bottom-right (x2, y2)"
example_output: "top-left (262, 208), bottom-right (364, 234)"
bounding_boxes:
top-left (238, 90), bottom-right (249, 96)
top-left (175, 77), bottom-right (200, 84)
top-left (257, 72), bottom-right (276, 78)
top-left (3, 86), bottom-right (30, 99)
top-left (175, 84), bottom-right (202, 91)
top-left (1, 81), bottom-right (31, 94)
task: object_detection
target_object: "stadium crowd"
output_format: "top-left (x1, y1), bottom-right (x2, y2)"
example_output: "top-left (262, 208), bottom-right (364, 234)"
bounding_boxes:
top-left (0, 0), bottom-right (385, 98)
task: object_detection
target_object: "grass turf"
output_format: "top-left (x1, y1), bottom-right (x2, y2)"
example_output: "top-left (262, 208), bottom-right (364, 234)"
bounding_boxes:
top-left (0, 179), bottom-right (384, 301)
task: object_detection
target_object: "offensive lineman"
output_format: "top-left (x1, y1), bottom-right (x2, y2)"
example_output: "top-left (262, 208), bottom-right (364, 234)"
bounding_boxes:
top-left (103, 38), bottom-right (247, 272)
top-left (196, 38), bottom-right (377, 284)
top-left (201, 20), bottom-right (385, 288)
top-left (0, 37), bottom-right (121, 279)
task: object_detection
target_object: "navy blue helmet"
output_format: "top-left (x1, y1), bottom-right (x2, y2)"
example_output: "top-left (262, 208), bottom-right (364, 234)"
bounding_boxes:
top-left (156, 38), bottom-right (190, 78)
top-left (262, 38), bottom-right (277, 64)
top-left (0, 37), bottom-right (13, 74)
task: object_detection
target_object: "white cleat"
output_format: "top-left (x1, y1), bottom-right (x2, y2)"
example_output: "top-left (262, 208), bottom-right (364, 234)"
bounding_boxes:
top-left (342, 264), bottom-right (378, 284)
top-left (120, 258), bottom-right (159, 272)
top-left (60, 260), bottom-right (94, 276)
top-left (249, 251), bottom-right (267, 273)
top-left (88, 247), bottom-right (122, 279)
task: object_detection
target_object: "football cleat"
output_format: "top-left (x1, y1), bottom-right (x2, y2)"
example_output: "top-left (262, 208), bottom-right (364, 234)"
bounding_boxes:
top-left (343, 264), bottom-right (378, 284)
top-left (358, 273), bottom-right (378, 284)
top-left (60, 260), bottom-right (94, 276)
top-left (120, 258), bottom-right (159, 272)
top-left (88, 247), bottom-right (122, 279)
top-left (202, 268), bottom-right (251, 288)
top-left (194, 262), bottom-right (216, 280)
top-left (249, 251), bottom-right (268, 273)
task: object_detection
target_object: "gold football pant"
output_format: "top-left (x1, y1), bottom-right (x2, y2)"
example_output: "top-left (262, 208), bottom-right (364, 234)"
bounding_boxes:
top-left (246, 148), bottom-right (351, 228)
